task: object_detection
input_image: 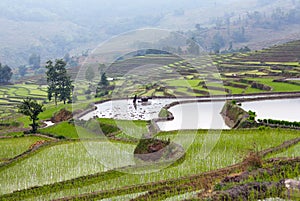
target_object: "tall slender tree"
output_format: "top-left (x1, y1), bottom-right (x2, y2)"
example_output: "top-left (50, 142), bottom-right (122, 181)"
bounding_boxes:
top-left (46, 60), bottom-right (58, 105)
top-left (18, 65), bottom-right (27, 77)
top-left (100, 73), bottom-right (109, 86)
top-left (59, 73), bottom-right (73, 104)
top-left (46, 59), bottom-right (73, 105)
top-left (29, 54), bottom-right (41, 69)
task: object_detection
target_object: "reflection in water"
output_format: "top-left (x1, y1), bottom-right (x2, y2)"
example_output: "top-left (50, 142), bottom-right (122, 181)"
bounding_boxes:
top-left (133, 95), bottom-right (137, 104)
top-left (80, 99), bottom-right (186, 121)
top-left (241, 98), bottom-right (300, 122)
top-left (157, 101), bottom-right (229, 131)
top-left (80, 98), bottom-right (300, 131)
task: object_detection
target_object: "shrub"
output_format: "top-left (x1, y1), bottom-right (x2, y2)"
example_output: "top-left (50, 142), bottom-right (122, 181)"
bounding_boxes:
top-left (56, 135), bottom-right (66, 139)
top-left (244, 151), bottom-right (263, 171)
top-left (23, 130), bottom-right (32, 135)
top-left (10, 121), bottom-right (20, 127)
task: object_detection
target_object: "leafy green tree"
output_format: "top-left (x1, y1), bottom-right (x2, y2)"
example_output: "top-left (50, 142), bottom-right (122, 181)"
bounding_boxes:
top-left (18, 98), bottom-right (44, 133)
top-left (46, 59), bottom-right (73, 105)
top-left (18, 65), bottom-right (27, 77)
top-left (59, 74), bottom-right (73, 104)
top-left (100, 73), bottom-right (109, 86)
top-left (95, 73), bottom-right (110, 97)
top-left (0, 63), bottom-right (13, 84)
top-left (248, 110), bottom-right (257, 122)
top-left (46, 60), bottom-right (58, 105)
top-left (212, 32), bottom-right (225, 53)
top-left (29, 54), bottom-right (41, 69)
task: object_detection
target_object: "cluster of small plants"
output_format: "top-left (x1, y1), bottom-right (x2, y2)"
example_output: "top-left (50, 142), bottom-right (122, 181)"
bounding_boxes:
top-left (258, 119), bottom-right (300, 128)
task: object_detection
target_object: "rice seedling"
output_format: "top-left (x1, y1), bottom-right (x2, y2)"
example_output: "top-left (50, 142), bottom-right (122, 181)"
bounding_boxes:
top-left (0, 136), bottom-right (48, 160)
top-left (9, 129), bottom-right (298, 200)
top-left (0, 141), bottom-right (115, 194)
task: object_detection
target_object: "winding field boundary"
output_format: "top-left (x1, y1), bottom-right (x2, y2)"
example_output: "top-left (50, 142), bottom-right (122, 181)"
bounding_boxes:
top-left (1, 136), bottom-right (299, 201)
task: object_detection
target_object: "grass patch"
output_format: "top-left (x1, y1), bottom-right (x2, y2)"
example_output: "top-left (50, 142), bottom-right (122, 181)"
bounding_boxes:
top-left (267, 143), bottom-right (300, 158)
top-left (249, 78), bottom-right (300, 92)
top-left (39, 122), bottom-right (80, 139)
top-left (39, 122), bottom-right (102, 139)
top-left (0, 141), bottom-right (111, 195)
top-left (98, 119), bottom-right (149, 139)
top-left (0, 136), bottom-right (48, 159)
top-left (5, 128), bottom-right (298, 200)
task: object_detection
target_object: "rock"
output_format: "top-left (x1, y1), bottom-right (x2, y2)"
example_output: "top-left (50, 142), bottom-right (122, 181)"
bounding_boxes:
top-left (285, 179), bottom-right (300, 190)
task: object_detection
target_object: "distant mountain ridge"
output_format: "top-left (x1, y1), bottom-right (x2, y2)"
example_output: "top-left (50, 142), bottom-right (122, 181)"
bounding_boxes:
top-left (0, 0), bottom-right (300, 68)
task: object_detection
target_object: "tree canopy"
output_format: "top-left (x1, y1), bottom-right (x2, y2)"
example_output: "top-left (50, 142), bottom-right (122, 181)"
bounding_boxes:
top-left (0, 63), bottom-right (13, 84)
top-left (29, 54), bottom-right (41, 69)
top-left (46, 59), bottom-right (73, 105)
top-left (18, 98), bottom-right (44, 133)
top-left (95, 73), bottom-right (110, 97)
top-left (100, 73), bottom-right (109, 86)
top-left (18, 65), bottom-right (27, 77)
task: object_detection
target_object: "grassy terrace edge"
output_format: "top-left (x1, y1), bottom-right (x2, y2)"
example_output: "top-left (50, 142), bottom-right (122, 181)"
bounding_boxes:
top-left (0, 129), bottom-right (300, 200)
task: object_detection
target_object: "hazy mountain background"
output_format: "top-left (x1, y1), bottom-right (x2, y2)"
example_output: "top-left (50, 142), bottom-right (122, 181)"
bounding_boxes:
top-left (0, 0), bottom-right (300, 68)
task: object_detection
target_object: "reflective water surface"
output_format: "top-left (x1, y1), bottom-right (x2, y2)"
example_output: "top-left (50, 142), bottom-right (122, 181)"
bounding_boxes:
top-left (81, 98), bottom-right (300, 131)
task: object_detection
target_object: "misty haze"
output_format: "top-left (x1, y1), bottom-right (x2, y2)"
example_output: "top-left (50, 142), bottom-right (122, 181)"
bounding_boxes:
top-left (0, 0), bottom-right (300, 200)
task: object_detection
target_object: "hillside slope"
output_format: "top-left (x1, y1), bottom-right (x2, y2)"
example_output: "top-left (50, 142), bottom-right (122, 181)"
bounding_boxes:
top-left (1, 0), bottom-right (300, 67)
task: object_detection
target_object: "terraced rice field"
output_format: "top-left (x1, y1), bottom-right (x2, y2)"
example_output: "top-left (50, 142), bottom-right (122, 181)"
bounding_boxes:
top-left (1, 41), bottom-right (299, 121)
top-left (0, 141), bottom-right (108, 195)
top-left (0, 40), bottom-right (300, 200)
top-left (0, 84), bottom-right (47, 118)
top-left (88, 42), bottom-right (300, 98)
top-left (0, 136), bottom-right (48, 162)
top-left (0, 128), bottom-right (299, 200)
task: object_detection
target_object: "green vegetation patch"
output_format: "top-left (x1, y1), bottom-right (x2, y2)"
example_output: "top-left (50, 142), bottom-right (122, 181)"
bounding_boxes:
top-left (0, 141), bottom-right (109, 195)
top-left (268, 143), bottom-right (300, 158)
top-left (98, 119), bottom-right (149, 140)
top-left (0, 136), bottom-right (48, 160)
top-left (39, 121), bottom-right (110, 139)
top-left (4, 129), bottom-right (298, 200)
top-left (39, 122), bottom-right (80, 139)
top-left (249, 78), bottom-right (300, 92)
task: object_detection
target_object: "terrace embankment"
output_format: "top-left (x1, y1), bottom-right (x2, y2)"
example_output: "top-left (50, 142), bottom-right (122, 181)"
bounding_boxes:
top-left (51, 109), bottom-right (73, 123)
top-left (220, 101), bottom-right (255, 129)
top-left (133, 138), bottom-right (184, 163)
top-left (2, 135), bottom-right (300, 201)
